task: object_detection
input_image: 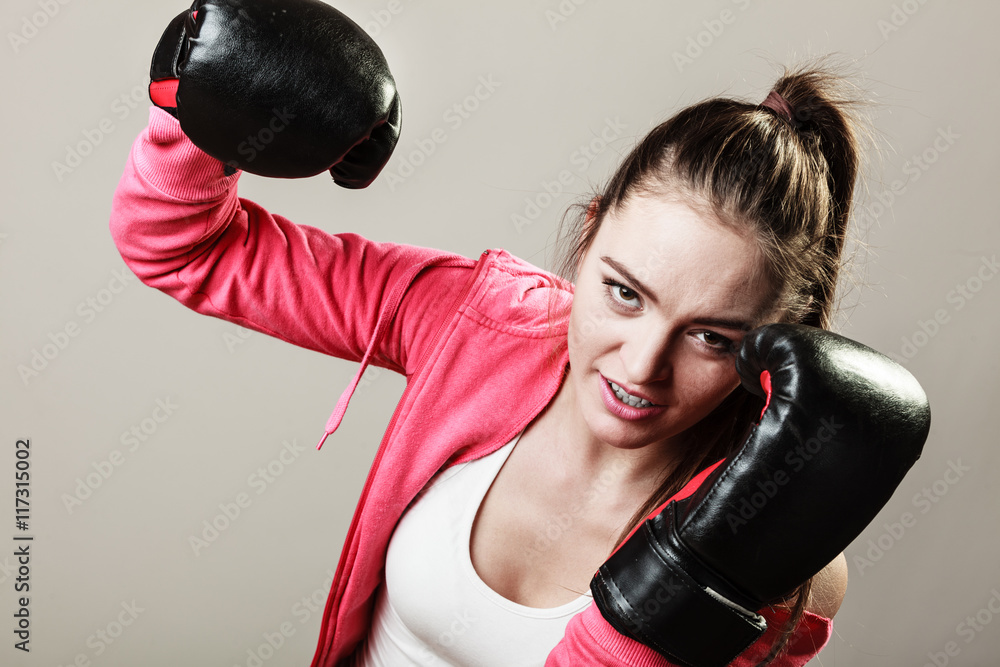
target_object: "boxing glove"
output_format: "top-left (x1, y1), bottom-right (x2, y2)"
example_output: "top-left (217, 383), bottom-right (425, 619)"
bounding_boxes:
top-left (590, 323), bottom-right (930, 667)
top-left (148, 0), bottom-right (401, 187)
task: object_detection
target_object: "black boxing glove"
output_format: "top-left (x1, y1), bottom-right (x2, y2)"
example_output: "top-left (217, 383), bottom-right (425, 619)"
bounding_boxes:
top-left (590, 323), bottom-right (930, 667)
top-left (149, 0), bottom-right (401, 187)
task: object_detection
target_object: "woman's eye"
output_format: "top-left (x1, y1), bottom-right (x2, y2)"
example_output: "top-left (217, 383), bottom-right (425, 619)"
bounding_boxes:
top-left (614, 284), bottom-right (638, 302)
top-left (602, 279), bottom-right (641, 309)
top-left (695, 331), bottom-right (734, 352)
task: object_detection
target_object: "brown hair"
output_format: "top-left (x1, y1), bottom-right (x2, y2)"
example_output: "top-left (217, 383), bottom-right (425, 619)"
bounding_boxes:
top-left (554, 55), bottom-right (874, 664)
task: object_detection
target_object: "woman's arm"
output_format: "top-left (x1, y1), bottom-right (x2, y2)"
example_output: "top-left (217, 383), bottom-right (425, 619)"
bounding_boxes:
top-left (109, 106), bottom-right (473, 374)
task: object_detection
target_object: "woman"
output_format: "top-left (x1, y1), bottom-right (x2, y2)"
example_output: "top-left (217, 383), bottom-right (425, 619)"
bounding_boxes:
top-left (111, 4), bottom-right (928, 665)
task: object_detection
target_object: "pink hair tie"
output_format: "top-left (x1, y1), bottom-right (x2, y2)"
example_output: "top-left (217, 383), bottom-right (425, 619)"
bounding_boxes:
top-left (760, 90), bottom-right (794, 124)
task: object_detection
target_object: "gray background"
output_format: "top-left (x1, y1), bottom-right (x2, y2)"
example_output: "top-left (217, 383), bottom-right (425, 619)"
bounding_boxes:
top-left (2, 0), bottom-right (997, 665)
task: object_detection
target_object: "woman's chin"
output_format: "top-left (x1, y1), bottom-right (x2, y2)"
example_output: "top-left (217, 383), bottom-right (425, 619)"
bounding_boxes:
top-left (584, 412), bottom-right (663, 450)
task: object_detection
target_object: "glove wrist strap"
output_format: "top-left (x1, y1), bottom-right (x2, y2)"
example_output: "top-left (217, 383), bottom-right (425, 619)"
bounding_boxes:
top-left (149, 78), bottom-right (179, 109)
top-left (591, 514), bottom-right (767, 667)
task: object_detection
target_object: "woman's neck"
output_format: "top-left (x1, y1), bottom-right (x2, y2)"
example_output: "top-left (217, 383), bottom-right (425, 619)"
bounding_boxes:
top-left (524, 366), bottom-right (680, 511)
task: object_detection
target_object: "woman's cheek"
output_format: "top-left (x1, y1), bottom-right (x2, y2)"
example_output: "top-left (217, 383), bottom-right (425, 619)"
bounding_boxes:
top-left (685, 356), bottom-right (738, 396)
top-left (569, 297), bottom-right (615, 354)
top-left (705, 361), bottom-right (741, 398)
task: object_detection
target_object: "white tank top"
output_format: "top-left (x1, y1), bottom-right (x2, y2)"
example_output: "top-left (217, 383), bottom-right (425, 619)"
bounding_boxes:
top-left (355, 433), bottom-right (592, 666)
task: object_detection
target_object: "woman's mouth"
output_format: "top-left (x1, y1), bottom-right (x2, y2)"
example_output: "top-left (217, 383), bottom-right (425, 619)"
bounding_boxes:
top-left (599, 374), bottom-right (666, 421)
top-left (608, 379), bottom-right (653, 408)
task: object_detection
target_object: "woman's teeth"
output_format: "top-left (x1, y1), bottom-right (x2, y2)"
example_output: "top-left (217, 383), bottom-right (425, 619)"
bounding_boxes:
top-left (608, 380), bottom-right (653, 408)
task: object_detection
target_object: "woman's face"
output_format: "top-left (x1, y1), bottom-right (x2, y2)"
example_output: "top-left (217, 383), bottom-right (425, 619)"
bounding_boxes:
top-left (567, 193), bottom-right (777, 451)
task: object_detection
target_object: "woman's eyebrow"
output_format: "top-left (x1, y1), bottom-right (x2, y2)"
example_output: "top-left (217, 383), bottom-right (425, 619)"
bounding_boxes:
top-left (601, 255), bottom-right (755, 330)
top-left (601, 255), bottom-right (659, 305)
top-left (690, 317), bottom-right (754, 332)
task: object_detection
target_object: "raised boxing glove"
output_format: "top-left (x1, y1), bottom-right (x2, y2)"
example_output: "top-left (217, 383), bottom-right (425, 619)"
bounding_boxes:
top-left (590, 323), bottom-right (931, 667)
top-left (148, 0), bottom-right (401, 188)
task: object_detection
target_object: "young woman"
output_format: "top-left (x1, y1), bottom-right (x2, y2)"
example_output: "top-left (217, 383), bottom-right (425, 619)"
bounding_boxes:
top-left (113, 3), bottom-right (929, 666)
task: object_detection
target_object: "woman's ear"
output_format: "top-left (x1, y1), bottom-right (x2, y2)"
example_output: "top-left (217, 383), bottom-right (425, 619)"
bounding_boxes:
top-left (575, 196), bottom-right (602, 277)
top-left (573, 196), bottom-right (603, 279)
top-left (581, 196), bottom-right (602, 243)
top-left (585, 196), bottom-right (601, 227)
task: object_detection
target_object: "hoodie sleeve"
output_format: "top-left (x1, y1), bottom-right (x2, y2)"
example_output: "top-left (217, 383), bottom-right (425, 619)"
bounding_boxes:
top-left (108, 106), bottom-right (474, 376)
top-left (545, 602), bottom-right (831, 667)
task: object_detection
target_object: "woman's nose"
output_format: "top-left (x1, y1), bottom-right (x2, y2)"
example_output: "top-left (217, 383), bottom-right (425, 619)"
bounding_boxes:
top-left (619, 328), bottom-right (673, 387)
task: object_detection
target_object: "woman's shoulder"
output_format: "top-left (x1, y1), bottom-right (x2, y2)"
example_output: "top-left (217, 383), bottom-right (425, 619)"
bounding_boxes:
top-left (767, 551), bottom-right (847, 621)
top-left (480, 248), bottom-right (573, 287)
top-left (458, 248), bottom-right (574, 332)
top-left (805, 551), bottom-right (848, 619)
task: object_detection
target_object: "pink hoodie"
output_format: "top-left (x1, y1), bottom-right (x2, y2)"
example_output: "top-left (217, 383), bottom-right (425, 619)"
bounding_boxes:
top-left (109, 107), bottom-right (832, 667)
